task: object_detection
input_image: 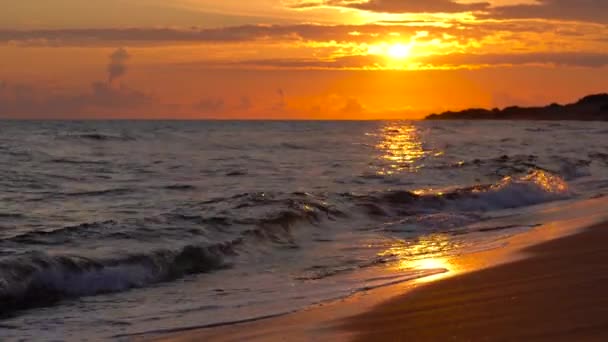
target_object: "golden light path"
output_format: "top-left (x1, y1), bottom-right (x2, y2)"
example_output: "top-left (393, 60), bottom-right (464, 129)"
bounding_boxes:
top-left (373, 124), bottom-right (459, 282)
top-left (374, 123), bottom-right (427, 175)
top-left (378, 234), bottom-right (461, 283)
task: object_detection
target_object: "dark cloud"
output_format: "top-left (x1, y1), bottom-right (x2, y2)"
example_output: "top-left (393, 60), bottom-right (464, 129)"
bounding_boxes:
top-left (341, 97), bottom-right (365, 114)
top-left (296, 0), bottom-right (608, 23)
top-left (419, 52), bottom-right (608, 68)
top-left (208, 52), bottom-right (608, 69)
top-left (223, 55), bottom-right (379, 69)
top-left (488, 0), bottom-right (608, 24)
top-left (294, 0), bottom-right (490, 13)
top-left (1, 26), bottom-right (313, 45)
top-left (1, 21), bottom-right (604, 48)
top-left (107, 48), bottom-right (130, 84)
top-left (0, 81), bottom-right (156, 118)
top-left (0, 24), bottom-right (466, 46)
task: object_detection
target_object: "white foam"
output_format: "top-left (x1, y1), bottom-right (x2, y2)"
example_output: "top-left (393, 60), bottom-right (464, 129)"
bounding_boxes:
top-left (450, 170), bottom-right (571, 212)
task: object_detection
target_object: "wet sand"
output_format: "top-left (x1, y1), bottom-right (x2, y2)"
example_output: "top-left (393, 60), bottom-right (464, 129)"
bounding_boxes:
top-left (344, 221), bottom-right (608, 341)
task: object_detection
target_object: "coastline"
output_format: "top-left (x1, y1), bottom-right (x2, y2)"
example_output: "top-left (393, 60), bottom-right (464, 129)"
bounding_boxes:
top-left (142, 197), bottom-right (608, 342)
top-left (425, 93), bottom-right (608, 121)
top-left (345, 219), bottom-right (608, 341)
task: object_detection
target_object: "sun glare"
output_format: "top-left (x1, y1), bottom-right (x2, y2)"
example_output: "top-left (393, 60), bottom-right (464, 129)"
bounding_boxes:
top-left (387, 43), bottom-right (412, 59)
top-left (367, 42), bottom-right (414, 63)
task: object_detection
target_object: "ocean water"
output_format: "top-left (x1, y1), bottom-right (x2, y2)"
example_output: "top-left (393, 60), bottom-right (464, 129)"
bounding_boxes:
top-left (0, 120), bottom-right (607, 340)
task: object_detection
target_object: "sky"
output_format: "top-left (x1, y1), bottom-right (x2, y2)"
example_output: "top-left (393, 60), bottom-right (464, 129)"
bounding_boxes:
top-left (1, 0), bottom-right (607, 119)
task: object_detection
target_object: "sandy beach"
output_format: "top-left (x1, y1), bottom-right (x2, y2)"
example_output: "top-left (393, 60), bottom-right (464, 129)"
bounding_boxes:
top-left (144, 197), bottom-right (608, 342)
top-left (344, 220), bottom-right (608, 341)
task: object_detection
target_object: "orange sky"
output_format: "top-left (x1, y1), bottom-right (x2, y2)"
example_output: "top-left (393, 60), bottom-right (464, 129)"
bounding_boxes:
top-left (1, 0), bottom-right (607, 119)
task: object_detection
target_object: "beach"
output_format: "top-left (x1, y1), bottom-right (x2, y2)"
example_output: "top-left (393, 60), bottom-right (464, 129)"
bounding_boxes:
top-left (2, 121), bottom-right (607, 341)
top-left (345, 220), bottom-right (608, 341)
top-left (147, 197), bottom-right (608, 341)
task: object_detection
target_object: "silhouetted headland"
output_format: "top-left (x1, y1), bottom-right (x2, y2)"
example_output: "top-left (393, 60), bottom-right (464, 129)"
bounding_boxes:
top-left (426, 94), bottom-right (608, 121)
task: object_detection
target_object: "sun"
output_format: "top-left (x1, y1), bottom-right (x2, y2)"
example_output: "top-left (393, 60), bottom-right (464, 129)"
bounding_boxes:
top-left (387, 43), bottom-right (412, 59)
top-left (367, 42), bottom-right (413, 62)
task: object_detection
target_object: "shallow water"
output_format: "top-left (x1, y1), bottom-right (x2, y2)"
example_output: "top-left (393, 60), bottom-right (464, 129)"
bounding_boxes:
top-left (0, 120), bottom-right (607, 340)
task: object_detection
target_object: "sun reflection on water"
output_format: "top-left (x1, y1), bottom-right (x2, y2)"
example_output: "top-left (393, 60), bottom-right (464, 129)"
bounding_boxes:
top-left (368, 124), bottom-right (465, 283)
top-left (373, 123), bottom-right (429, 174)
top-left (379, 234), bottom-right (462, 282)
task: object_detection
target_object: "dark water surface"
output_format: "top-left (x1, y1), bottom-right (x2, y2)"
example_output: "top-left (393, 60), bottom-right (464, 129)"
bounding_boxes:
top-left (1, 120), bottom-right (607, 340)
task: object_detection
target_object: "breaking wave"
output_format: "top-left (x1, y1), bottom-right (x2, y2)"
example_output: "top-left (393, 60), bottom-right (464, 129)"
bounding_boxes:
top-left (0, 243), bottom-right (231, 316)
top-left (0, 169), bottom-right (572, 316)
top-left (352, 170), bottom-right (571, 213)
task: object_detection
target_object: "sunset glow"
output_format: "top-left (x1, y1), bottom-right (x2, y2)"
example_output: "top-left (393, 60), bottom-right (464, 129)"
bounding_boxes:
top-left (1, 1), bottom-right (607, 119)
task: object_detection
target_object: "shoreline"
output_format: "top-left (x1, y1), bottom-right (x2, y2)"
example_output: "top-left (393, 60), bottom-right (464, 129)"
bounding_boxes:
top-left (143, 197), bottom-right (608, 342)
top-left (344, 219), bottom-right (608, 341)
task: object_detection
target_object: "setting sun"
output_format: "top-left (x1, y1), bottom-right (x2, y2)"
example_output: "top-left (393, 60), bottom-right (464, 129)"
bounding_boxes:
top-left (3, 0), bottom-right (608, 340)
top-left (387, 43), bottom-right (412, 59)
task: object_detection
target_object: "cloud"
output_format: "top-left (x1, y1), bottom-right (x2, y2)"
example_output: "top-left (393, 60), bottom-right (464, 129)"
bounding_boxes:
top-left (341, 97), bottom-right (365, 114)
top-left (0, 81), bottom-right (156, 118)
top-left (418, 52), bottom-right (608, 68)
top-left (107, 48), bottom-right (130, 84)
top-left (1, 20), bottom-right (605, 49)
top-left (301, 94), bottom-right (368, 118)
top-left (294, 0), bottom-right (490, 13)
top-left (193, 97), bottom-right (225, 113)
top-left (205, 51), bottom-right (608, 70)
top-left (220, 55), bottom-right (377, 69)
top-left (191, 96), bottom-right (257, 116)
top-left (488, 0), bottom-right (608, 24)
top-left (0, 48), bottom-right (167, 118)
top-left (0, 24), bottom-right (467, 46)
top-left (1, 26), bottom-right (312, 45)
top-left (294, 0), bottom-right (608, 23)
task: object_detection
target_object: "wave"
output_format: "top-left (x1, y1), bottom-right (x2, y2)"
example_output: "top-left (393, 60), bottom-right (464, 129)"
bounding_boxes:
top-left (63, 188), bottom-right (134, 198)
top-left (226, 170), bottom-right (248, 177)
top-left (0, 213), bottom-right (24, 219)
top-left (25, 188), bottom-right (137, 200)
top-left (3, 220), bottom-right (119, 245)
top-left (0, 243), bottom-right (232, 316)
top-left (2, 195), bottom-right (342, 247)
top-left (590, 152), bottom-right (608, 164)
top-left (351, 170), bottom-right (571, 213)
top-left (49, 158), bottom-right (109, 165)
top-left (4, 170), bottom-right (569, 247)
top-left (164, 184), bottom-right (197, 191)
top-left (0, 202), bottom-right (340, 315)
top-left (279, 142), bottom-right (309, 150)
top-left (430, 154), bottom-right (592, 182)
top-left (0, 204), bottom-right (338, 315)
top-left (445, 170), bottom-right (571, 211)
top-left (0, 170), bottom-right (571, 316)
top-left (60, 133), bottom-right (134, 142)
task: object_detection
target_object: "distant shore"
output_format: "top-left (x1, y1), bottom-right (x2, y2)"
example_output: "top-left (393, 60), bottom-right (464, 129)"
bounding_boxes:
top-left (426, 93), bottom-right (608, 121)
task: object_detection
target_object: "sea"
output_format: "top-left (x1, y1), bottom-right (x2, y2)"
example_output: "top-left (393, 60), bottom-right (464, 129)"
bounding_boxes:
top-left (1, 120), bottom-right (607, 341)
